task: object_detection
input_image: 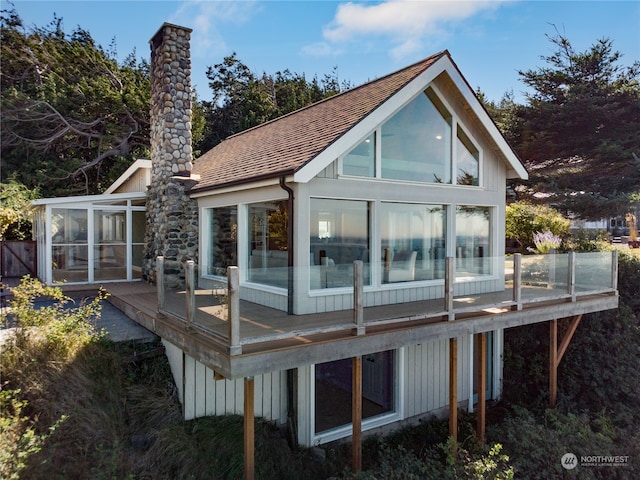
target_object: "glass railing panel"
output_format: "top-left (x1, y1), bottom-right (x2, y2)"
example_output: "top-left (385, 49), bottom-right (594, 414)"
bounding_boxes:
top-left (520, 253), bottom-right (569, 300)
top-left (575, 252), bottom-right (614, 292)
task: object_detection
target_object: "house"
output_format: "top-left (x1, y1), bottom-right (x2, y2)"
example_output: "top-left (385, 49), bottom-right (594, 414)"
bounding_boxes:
top-left (32, 23), bottom-right (618, 474)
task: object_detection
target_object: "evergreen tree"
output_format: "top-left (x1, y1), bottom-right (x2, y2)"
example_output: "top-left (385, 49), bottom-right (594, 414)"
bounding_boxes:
top-left (512, 32), bottom-right (640, 219)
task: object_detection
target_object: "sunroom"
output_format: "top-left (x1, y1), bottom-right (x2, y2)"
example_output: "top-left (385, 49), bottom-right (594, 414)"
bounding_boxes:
top-left (32, 192), bottom-right (147, 285)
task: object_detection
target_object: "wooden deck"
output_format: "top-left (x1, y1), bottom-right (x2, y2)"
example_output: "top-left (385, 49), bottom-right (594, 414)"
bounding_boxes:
top-left (104, 278), bottom-right (619, 379)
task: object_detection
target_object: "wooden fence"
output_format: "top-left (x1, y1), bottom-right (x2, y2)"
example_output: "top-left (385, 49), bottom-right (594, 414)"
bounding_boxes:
top-left (1, 240), bottom-right (37, 278)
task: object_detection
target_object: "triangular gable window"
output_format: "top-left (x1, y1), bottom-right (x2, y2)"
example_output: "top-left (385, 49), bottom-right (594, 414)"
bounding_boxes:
top-left (341, 86), bottom-right (481, 187)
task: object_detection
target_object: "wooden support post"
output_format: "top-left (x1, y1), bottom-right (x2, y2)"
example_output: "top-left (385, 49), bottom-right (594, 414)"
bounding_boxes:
top-left (445, 257), bottom-right (455, 321)
top-left (185, 260), bottom-right (195, 330)
top-left (512, 253), bottom-right (522, 310)
top-left (156, 256), bottom-right (165, 312)
top-left (550, 315), bottom-right (583, 407)
top-left (244, 377), bottom-right (255, 480)
top-left (449, 337), bottom-right (458, 440)
top-left (549, 319), bottom-right (558, 407)
top-left (477, 333), bottom-right (487, 442)
top-left (352, 356), bottom-right (363, 473)
top-left (353, 260), bottom-right (365, 335)
top-left (228, 266), bottom-right (241, 355)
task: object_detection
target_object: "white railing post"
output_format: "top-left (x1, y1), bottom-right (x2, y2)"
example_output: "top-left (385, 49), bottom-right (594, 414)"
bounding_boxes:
top-left (228, 266), bottom-right (242, 355)
top-left (353, 260), bottom-right (365, 335)
top-left (611, 250), bottom-right (618, 291)
top-left (156, 256), bottom-right (165, 312)
top-left (445, 256), bottom-right (454, 321)
top-left (567, 251), bottom-right (576, 301)
top-left (512, 253), bottom-right (522, 310)
top-left (185, 260), bottom-right (196, 330)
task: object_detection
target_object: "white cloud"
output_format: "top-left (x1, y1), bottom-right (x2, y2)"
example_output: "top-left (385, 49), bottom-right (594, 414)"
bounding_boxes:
top-left (170, 0), bottom-right (261, 57)
top-left (319, 0), bottom-right (508, 59)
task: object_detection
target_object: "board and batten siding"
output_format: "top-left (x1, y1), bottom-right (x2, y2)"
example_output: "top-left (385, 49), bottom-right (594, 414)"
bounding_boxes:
top-left (163, 333), bottom-right (495, 447)
top-left (162, 339), bottom-right (287, 423)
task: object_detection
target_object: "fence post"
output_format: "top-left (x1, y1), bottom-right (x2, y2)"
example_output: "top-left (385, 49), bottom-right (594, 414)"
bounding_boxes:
top-left (228, 266), bottom-right (242, 355)
top-left (353, 260), bottom-right (365, 335)
top-left (445, 257), bottom-right (454, 321)
top-left (156, 256), bottom-right (165, 312)
top-left (567, 252), bottom-right (576, 301)
top-left (185, 260), bottom-right (196, 330)
top-left (512, 253), bottom-right (522, 310)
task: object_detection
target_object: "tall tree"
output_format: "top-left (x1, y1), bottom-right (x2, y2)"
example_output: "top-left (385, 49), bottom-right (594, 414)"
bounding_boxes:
top-left (197, 54), bottom-right (351, 153)
top-left (511, 32), bottom-right (640, 219)
top-left (0, 8), bottom-right (151, 197)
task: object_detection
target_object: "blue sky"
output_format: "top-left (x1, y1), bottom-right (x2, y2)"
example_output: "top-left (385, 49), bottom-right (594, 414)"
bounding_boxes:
top-left (9, 0), bottom-right (640, 103)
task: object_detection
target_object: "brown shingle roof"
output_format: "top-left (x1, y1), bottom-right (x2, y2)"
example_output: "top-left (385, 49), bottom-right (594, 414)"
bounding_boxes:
top-left (190, 51), bottom-right (446, 193)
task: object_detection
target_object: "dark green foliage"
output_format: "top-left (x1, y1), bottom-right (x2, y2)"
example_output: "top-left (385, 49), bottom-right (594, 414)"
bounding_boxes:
top-left (498, 251), bottom-right (640, 478)
top-left (0, 8), bottom-right (150, 197)
top-left (483, 32), bottom-right (640, 220)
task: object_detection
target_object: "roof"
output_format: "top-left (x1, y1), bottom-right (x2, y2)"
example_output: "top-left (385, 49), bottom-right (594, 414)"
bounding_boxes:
top-left (191, 51), bottom-right (526, 193)
top-left (104, 159), bottom-right (151, 194)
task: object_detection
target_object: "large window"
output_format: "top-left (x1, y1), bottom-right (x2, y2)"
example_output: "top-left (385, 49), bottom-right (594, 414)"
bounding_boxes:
top-left (248, 200), bottom-right (288, 288)
top-left (208, 206), bottom-right (238, 277)
top-left (381, 203), bottom-right (446, 283)
top-left (456, 206), bottom-right (491, 277)
top-left (52, 208), bottom-right (88, 283)
top-left (310, 199), bottom-right (370, 289)
top-left (381, 89), bottom-right (452, 183)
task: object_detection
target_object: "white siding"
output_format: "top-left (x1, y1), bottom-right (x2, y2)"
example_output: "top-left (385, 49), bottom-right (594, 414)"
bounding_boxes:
top-left (162, 339), bottom-right (287, 423)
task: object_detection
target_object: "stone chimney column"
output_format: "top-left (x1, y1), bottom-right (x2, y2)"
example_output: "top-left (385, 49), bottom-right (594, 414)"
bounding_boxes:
top-left (143, 23), bottom-right (198, 287)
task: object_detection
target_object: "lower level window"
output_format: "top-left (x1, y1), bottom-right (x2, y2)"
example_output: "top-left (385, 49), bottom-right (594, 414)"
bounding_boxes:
top-left (315, 350), bottom-right (395, 433)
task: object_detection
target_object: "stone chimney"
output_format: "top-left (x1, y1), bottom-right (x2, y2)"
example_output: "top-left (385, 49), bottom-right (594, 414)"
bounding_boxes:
top-left (143, 23), bottom-right (198, 287)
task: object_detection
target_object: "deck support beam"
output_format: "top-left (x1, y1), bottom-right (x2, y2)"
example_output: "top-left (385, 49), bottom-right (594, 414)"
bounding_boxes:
top-left (476, 332), bottom-right (487, 442)
top-left (244, 376), bottom-right (255, 480)
top-left (549, 315), bottom-right (583, 407)
top-left (449, 337), bottom-right (458, 440)
top-left (352, 356), bottom-right (363, 473)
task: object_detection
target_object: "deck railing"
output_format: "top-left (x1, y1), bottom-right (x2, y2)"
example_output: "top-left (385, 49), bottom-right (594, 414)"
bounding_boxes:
top-left (156, 251), bottom-right (618, 355)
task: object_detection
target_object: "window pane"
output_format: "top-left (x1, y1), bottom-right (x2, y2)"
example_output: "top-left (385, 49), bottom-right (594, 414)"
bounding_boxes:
top-left (132, 211), bottom-right (146, 243)
top-left (52, 245), bottom-right (88, 282)
top-left (381, 203), bottom-right (446, 283)
top-left (457, 128), bottom-right (479, 186)
top-left (248, 201), bottom-right (288, 288)
top-left (208, 206), bottom-right (238, 277)
top-left (381, 89), bottom-right (452, 183)
top-left (94, 210), bottom-right (127, 281)
top-left (52, 208), bottom-right (87, 244)
top-left (343, 133), bottom-right (375, 177)
top-left (456, 206), bottom-right (491, 277)
top-left (310, 199), bottom-right (370, 289)
top-left (315, 350), bottom-right (395, 433)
